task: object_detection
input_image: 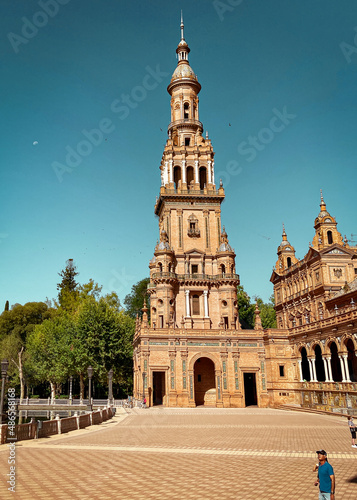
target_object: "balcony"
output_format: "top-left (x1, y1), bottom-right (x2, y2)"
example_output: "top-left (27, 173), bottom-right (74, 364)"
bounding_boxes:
top-left (151, 272), bottom-right (239, 284)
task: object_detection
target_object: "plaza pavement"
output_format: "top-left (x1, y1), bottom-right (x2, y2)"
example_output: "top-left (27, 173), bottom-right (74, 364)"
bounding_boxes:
top-left (1, 406), bottom-right (357, 499)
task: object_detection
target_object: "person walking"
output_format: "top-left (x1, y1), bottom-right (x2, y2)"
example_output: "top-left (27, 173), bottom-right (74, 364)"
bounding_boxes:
top-left (313, 450), bottom-right (335, 500)
top-left (347, 415), bottom-right (357, 448)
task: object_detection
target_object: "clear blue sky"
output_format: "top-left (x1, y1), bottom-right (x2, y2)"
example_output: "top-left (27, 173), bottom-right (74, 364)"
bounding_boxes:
top-left (1, 0), bottom-right (357, 308)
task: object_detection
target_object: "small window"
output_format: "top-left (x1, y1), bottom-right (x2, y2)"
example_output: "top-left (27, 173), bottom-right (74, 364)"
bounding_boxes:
top-left (354, 268), bottom-right (357, 275)
top-left (159, 315), bottom-right (164, 328)
top-left (184, 103), bottom-right (189, 119)
top-left (223, 317), bottom-right (229, 329)
top-left (327, 231), bottom-right (333, 245)
top-left (185, 137), bottom-right (190, 146)
top-left (191, 264), bottom-right (198, 274)
top-left (192, 294), bottom-right (200, 315)
top-left (287, 257), bottom-right (292, 268)
top-left (279, 365), bottom-right (285, 377)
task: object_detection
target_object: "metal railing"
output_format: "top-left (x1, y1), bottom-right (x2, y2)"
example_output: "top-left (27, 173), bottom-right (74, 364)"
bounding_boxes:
top-left (151, 272), bottom-right (239, 281)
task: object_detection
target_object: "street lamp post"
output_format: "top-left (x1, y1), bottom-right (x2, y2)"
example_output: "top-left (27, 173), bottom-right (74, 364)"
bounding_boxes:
top-left (87, 366), bottom-right (93, 411)
top-left (142, 371), bottom-right (146, 403)
top-left (0, 359), bottom-right (9, 424)
top-left (108, 369), bottom-right (113, 405)
top-left (69, 375), bottom-right (73, 402)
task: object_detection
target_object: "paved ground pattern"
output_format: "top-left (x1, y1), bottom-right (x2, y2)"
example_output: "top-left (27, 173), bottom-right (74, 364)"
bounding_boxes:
top-left (1, 407), bottom-right (357, 499)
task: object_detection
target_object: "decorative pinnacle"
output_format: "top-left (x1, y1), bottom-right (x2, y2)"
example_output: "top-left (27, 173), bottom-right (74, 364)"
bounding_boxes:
top-left (319, 189), bottom-right (327, 211)
top-left (282, 223), bottom-right (287, 241)
top-left (180, 10), bottom-right (184, 41)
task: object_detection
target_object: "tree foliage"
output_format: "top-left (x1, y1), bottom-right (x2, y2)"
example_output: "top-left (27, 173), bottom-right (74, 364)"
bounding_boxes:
top-left (124, 277), bottom-right (150, 319)
top-left (0, 302), bottom-right (54, 398)
top-left (57, 259), bottom-right (79, 309)
top-left (237, 286), bottom-right (276, 329)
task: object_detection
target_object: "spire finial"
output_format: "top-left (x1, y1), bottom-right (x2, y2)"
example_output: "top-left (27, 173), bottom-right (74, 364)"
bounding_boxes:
top-left (282, 223), bottom-right (287, 241)
top-left (180, 10), bottom-right (184, 41)
top-left (320, 189), bottom-right (326, 210)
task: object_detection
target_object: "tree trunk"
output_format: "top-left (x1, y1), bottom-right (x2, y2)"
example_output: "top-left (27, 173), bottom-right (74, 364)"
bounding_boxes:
top-left (80, 373), bottom-right (84, 400)
top-left (18, 346), bottom-right (25, 400)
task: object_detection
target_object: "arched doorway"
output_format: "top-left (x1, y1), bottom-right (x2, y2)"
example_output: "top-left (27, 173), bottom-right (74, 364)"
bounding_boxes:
top-left (346, 339), bottom-right (357, 382)
top-left (330, 342), bottom-right (342, 382)
top-left (193, 357), bottom-right (215, 406)
top-left (314, 345), bottom-right (325, 381)
top-left (301, 347), bottom-right (310, 381)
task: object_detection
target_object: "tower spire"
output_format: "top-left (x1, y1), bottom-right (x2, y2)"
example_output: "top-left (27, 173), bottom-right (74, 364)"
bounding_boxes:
top-left (320, 189), bottom-right (326, 211)
top-left (180, 10), bottom-right (184, 41)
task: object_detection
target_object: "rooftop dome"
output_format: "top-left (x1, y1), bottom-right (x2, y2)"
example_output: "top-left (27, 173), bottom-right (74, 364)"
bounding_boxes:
top-left (170, 62), bottom-right (198, 82)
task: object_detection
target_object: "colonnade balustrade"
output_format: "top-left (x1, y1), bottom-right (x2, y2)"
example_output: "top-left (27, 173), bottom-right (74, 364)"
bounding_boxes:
top-left (298, 352), bottom-right (354, 383)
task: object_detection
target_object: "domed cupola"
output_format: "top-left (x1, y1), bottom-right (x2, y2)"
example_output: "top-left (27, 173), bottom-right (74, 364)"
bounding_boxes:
top-left (275, 224), bottom-right (298, 272)
top-left (167, 12), bottom-right (201, 93)
top-left (218, 226), bottom-right (234, 253)
top-left (311, 191), bottom-right (343, 250)
top-left (217, 227), bottom-right (236, 276)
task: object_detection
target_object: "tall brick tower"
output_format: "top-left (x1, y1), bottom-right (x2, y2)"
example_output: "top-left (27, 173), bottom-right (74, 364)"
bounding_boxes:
top-left (133, 17), bottom-right (268, 408)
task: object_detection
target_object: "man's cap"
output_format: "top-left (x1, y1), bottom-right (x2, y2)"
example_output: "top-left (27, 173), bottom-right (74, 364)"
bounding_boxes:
top-left (316, 449), bottom-right (327, 455)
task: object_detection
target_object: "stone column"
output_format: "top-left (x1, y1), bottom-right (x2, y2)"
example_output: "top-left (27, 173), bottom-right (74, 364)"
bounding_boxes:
top-left (185, 290), bottom-right (190, 317)
top-left (326, 356), bottom-right (333, 382)
top-left (322, 357), bottom-right (329, 382)
top-left (169, 160), bottom-right (173, 184)
top-left (164, 161), bottom-right (168, 185)
top-left (311, 358), bottom-right (317, 382)
top-left (307, 359), bottom-right (313, 382)
top-left (339, 355), bottom-right (347, 383)
top-left (194, 160), bottom-right (199, 184)
top-left (203, 290), bottom-right (209, 318)
top-left (212, 161), bottom-right (215, 185)
top-left (182, 160), bottom-right (186, 184)
top-left (343, 354), bottom-right (351, 382)
top-left (207, 160), bottom-right (212, 184)
top-left (298, 359), bottom-right (303, 382)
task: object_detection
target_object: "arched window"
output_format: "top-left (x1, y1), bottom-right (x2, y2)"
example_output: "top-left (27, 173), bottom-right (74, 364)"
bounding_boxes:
top-left (327, 231), bottom-right (333, 245)
top-left (187, 166), bottom-right (194, 186)
top-left (158, 262), bottom-right (163, 273)
top-left (221, 264), bottom-right (226, 275)
top-left (199, 167), bottom-right (207, 190)
top-left (287, 257), bottom-right (292, 268)
top-left (301, 347), bottom-right (310, 381)
top-left (314, 345), bottom-right (325, 381)
top-left (174, 166), bottom-right (181, 190)
top-left (192, 294), bottom-right (200, 315)
top-left (330, 342), bottom-right (342, 382)
top-left (184, 102), bottom-right (189, 119)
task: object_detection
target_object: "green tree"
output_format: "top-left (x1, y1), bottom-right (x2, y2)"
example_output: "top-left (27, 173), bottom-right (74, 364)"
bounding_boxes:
top-left (0, 302), bottom-right (54, 398)
top-left (27, 313), bottom-right (76, 398)
top-left (57, 259), bottom-right (79, 309)
top-left (73, 293), bottom-right (134, 397)
top-left (256, 295), bottom-right (277, 329)
top-left (237, 285), bottom-right (255, 329)
top-left (124, 277), bottom-right (150, 319)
